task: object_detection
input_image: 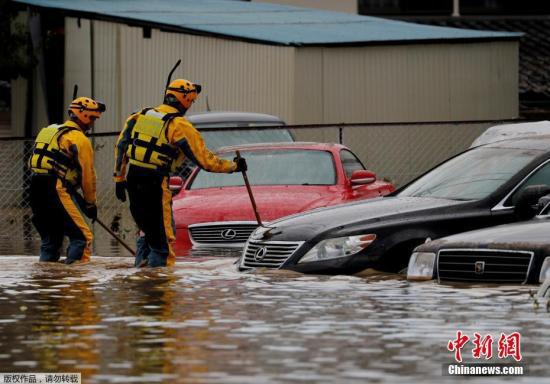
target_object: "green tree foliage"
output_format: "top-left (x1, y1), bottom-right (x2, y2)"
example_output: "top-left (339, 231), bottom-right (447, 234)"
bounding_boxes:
top-left (0, 0), bottom-right (37, 79)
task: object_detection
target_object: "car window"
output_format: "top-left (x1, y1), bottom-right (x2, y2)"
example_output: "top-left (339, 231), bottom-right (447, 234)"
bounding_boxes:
top-left (201, 129), bottom-right (293, 150)
top-left (194, 122), bottom-right (283, 128)
top-left (189, 149), bottom-right (336, 189)
top-left (398, 147), bottom-right (541, 201)
top-left (506, 160), bottom-right (550, 206)
top-left (340, 149), bottom-right (366, 179)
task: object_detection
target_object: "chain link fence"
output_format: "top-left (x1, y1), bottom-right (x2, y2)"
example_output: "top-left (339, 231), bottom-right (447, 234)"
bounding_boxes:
top-left (0, 120), bottom-right (503, 256)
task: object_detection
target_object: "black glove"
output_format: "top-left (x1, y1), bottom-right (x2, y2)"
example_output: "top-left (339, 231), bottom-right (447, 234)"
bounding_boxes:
top-left (84, 204), bottom-right (98, 221)
top-left (115, 181), bottom-right (127, 202)
top-left (233, 156), bottom-right (248, 173)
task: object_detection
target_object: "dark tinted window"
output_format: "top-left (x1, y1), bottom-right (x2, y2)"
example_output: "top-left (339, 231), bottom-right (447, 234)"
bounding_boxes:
top-left (507, 161), bottom-right (550, 206)
top-left (340, 149), bottom-right (366, 179)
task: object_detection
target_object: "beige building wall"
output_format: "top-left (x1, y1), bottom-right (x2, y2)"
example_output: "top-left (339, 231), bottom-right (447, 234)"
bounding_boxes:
top-left (64, 18), bottom-right (518, 130)
top-left (294, 41), bottom-right (518, 124)
top-left (65, 18), bottom-right (295, 134)
top-left (253, 0), bottom-right (358, 13)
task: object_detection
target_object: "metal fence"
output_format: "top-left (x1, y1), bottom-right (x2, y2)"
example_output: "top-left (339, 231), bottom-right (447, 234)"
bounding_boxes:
top-left (0, 120), bottom-right (505, 256)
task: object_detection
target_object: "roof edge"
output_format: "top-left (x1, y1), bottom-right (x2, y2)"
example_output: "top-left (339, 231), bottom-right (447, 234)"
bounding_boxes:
top-left (14, 2), bottom-right (521, 47)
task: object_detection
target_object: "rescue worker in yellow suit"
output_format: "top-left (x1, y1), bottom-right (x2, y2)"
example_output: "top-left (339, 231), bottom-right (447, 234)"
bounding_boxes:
top-left (28, 97), bottom-right (105, 264)
top-left (114, 79), bottom-right (247, 267)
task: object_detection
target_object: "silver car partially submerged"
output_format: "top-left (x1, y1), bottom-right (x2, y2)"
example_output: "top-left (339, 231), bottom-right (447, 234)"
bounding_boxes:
top-left (471, 120), bottom-right (550, 148)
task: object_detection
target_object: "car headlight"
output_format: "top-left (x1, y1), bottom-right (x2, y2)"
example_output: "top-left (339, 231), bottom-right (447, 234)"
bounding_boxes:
top-left (298, 234), bottom-right (376, 264)
top-left (539, 257), bottom-right (550, 283)
top-left (407, 252), bottom-right (436, 281)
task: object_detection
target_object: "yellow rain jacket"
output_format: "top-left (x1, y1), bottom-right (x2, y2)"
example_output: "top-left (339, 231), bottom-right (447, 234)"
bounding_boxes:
top-left (114, 104), bottom-right (236, 181)
top-left (29, 120), bottom-right (97, 204)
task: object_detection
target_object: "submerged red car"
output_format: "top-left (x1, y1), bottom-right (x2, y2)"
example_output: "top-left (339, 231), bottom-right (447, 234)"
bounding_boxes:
top-left (172, 142), bottom-right (395, 253)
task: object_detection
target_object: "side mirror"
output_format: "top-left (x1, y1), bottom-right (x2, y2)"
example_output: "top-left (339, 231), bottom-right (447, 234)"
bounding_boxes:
top-left (351, 170), bottom-right (376, 186)
top-left (536, 193), bottom-right (550, 215)
top-left (514, 185), bottom-right (550, 220)
top-left (169, 176), bottom-right (184, 195)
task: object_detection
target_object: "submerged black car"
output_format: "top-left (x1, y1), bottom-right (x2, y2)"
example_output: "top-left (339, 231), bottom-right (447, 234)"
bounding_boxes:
top-left (407, 212), bottom-right (550, 284)
top-left (238, 135), bottom-right (550, 274)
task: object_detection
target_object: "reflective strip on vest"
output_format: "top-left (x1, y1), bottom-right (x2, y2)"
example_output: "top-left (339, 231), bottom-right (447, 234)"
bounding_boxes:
top-left (29, 125), bottom-right (78, 184)
top-left (126, 109), bottom-right (180, 172)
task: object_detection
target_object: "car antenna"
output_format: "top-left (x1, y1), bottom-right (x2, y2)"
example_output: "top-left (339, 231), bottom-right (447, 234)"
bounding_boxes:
top-left (164, 59), bottom-right (181, 100)
top-left (72, 84), bottom-right (78, 99)
top-left (206, 96), bottom-right (211, 112)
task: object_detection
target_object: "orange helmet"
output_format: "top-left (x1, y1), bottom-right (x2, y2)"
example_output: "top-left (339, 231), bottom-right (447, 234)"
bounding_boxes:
top-left (165, 79), bottom-right (202, 111)
top-left (68, 97), bottom-right (106, 125)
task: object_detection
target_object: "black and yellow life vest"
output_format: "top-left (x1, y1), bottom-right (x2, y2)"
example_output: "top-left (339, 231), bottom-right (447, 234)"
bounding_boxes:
top-left (29, 124), bottom-right (79, 185)
top-left (126, 109), bottom-right (184, 173)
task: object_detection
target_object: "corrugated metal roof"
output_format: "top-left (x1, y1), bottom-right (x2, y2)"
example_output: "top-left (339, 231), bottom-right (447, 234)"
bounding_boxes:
top-left (13, 0), bottom-right (521, 46)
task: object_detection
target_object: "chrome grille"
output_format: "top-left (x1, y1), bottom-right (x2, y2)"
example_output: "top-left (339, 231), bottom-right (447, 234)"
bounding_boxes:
top-left (189, 222), bottom-right (259, 245)
top-left (437, 249), bottom-right (533, 283)
top-left (242, 241), bottom-right (303, 268)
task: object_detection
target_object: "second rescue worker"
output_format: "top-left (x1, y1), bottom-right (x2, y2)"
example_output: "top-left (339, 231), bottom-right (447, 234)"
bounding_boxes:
top-left (28, 97), bottom-right (104, 264)
top-left (114, 78), bottom-right (247, 267)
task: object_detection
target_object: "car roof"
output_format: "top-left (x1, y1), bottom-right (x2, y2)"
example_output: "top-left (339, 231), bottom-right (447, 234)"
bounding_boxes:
top-left (217, 141), bottom-right (345, 152)
top-left (187, 111), bottom-right (285, 127)
top-left (471, 121), bottom-right (550, 147)
top-left (481, 133), bottom-right (550, 151)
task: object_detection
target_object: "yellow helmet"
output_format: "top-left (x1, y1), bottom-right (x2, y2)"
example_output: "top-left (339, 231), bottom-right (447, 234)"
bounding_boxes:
top-left (68, 97), bottom-right (106, 125)
top-left (165, 79), bottom-right (202, 111)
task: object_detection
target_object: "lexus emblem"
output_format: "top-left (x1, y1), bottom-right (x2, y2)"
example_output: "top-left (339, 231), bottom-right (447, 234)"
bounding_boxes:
top-left (254, 247), bottom-right (267, 261)
top-left (221, 229), bottom-right (237, 240)
top-left (474, 261), bottom-right (485, 274)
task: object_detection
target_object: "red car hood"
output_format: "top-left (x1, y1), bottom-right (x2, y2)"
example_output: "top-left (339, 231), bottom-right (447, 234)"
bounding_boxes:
top-left (173, 185), bottom-right (342, 226)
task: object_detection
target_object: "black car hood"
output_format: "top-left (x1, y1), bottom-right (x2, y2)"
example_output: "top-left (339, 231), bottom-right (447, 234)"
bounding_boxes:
top-left (420, 217), bottom-right (550, 252)
top-left (263, 196), bottom-right (465, 241)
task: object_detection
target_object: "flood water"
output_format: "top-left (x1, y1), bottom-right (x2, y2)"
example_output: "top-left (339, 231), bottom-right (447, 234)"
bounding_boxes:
top-left (0, 255), bottom-right (548, 383)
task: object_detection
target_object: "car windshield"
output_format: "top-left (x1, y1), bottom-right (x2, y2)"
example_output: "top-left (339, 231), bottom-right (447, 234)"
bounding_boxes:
top-left (398, 147), bottom-right (540, 201)
top-left (189, 149), bottom-right (336, 189)
top-left (201, 129), bottom-right (293, 150)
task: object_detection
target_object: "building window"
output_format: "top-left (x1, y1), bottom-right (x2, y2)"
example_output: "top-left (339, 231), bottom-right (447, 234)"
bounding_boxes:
top-left (359, 0), bottom-right (550, 15)
top-left (142, 26), bottom-right (152, 39)
top-left (0, 79), bottom-right (10, 132)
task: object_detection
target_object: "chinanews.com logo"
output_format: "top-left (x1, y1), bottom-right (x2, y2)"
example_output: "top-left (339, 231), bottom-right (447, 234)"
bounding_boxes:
top-left (443, 330), bottom-right (526, 376)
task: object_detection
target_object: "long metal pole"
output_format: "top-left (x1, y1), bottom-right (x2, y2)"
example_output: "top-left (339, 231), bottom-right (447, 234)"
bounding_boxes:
top-left (95, 218), bottom-right (136, 256)
top-left (236, 150), bottom-right (263, 227)
top-left (72, 191), bottom-right (136, 256)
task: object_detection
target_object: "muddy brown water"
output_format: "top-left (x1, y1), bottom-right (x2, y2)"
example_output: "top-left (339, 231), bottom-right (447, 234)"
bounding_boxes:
top-left (0, 255), bottom-right (548, 383)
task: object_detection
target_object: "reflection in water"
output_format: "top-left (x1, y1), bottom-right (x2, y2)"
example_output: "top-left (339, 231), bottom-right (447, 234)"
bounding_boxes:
top-left (0, 256), bottom-right (548, 383)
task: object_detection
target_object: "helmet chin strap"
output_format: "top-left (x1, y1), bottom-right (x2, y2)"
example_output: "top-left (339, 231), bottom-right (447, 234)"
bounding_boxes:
top-left (176, 104), bottom-right (188, 115)
top-left (164, 95), bottom-right (188, 115)
top-left (69, 114), bottom-right (91, 132)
